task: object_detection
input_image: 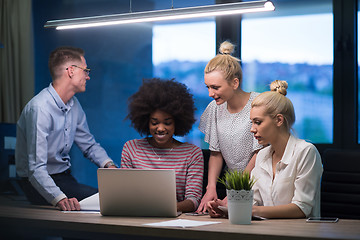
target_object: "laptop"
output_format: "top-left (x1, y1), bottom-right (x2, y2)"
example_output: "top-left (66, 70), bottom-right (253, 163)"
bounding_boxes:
top-left (97, 168), bottom-right (179, 217)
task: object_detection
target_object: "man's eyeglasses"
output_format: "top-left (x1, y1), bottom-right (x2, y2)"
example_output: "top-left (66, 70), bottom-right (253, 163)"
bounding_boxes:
top-left (66, 65), bottom-right (91, 75)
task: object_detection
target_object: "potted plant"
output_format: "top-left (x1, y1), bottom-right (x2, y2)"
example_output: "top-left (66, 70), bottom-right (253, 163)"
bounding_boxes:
top-left (218, 170), bottom-right (256, 225)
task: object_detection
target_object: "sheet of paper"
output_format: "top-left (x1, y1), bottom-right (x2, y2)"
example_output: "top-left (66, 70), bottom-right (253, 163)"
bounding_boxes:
top-left (62, 210), bottom-right (100, 214)
top-left (79, 192), bottom-right (100, 211)
top-left (143, 219), bottom-right (221, 228)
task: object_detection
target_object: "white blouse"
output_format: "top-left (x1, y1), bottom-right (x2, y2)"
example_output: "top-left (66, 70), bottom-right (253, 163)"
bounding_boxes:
top-left (251, 135), bottom-right (323, 217)
top-left (199, 92), bottom-right (262, 170)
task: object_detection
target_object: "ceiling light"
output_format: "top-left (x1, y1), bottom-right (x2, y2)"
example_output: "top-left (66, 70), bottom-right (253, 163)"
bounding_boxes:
top-left (44, 1), bottom-right (275, 30)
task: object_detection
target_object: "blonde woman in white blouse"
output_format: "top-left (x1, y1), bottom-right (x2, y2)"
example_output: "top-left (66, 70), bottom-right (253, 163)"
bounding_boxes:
top-left (207, 80), bottom-right (323, 219)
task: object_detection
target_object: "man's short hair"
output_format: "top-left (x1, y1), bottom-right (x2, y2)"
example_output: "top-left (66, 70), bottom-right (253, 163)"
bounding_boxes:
top-left (48, 46), bottom-right (85, 79)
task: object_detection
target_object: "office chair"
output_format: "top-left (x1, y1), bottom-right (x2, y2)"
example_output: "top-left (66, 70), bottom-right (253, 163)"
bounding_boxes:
top-left (321, 148), bottom-right (360, 219)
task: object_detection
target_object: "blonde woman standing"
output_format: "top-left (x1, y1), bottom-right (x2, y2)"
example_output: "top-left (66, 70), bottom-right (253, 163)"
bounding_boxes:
top-left (197, 41), bottom-right (262, 213)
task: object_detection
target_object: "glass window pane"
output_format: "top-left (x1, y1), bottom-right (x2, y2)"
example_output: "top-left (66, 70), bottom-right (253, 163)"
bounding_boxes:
top-left (152, 20), bottom-right (216, 147)
top-left (241, 0), bottom-right (333, 143)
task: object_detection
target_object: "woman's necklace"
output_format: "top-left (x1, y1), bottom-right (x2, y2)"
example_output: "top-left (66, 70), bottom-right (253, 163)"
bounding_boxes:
top-left (152, 147), bottom-right (174, 161)
top-left (149, 137), bottom-right (175, 160)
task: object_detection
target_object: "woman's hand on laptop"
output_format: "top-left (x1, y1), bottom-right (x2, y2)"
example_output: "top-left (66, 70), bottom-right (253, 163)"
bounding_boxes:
top-left (56, 197), bottom-right (81, 211)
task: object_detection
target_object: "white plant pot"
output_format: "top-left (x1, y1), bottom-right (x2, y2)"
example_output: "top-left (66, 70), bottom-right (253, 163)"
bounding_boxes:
top-left (227, 189), bottom-right (253, 225)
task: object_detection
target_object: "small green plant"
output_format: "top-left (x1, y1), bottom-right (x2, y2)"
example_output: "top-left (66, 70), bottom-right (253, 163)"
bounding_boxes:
top-left (218, 170), bottom-right (256, 191)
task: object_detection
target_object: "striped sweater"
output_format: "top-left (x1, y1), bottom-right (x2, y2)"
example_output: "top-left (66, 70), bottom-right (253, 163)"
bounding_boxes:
top-left (121, 138), bottom-right (204, 208)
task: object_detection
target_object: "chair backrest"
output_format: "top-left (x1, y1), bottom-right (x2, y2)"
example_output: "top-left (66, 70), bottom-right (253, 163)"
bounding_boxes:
top-left (321, 148), bottom-right (360, 219)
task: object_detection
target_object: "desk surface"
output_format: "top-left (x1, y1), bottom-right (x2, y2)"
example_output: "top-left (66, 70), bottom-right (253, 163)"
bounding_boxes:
top-left (0, 195), bottom-right (359, 240)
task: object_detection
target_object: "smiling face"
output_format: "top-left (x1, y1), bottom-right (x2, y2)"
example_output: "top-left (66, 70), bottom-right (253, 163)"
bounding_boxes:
top-left (149, 109), bottom-right (175, 148)
top-left (204, 71), bottom-right (238, 105)
top-left (250, 106), bottom-right (281, 146)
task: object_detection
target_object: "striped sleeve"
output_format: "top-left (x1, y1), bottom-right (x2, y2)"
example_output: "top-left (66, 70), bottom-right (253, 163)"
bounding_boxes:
top-left (120, 140), bottom-right (135, 168)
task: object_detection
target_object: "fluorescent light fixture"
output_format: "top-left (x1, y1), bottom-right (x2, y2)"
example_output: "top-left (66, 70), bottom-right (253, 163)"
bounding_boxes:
top-left (44, 0), bottom-right (275, 30)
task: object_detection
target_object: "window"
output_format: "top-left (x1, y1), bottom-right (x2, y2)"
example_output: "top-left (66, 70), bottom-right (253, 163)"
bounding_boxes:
top-left (152, 20), bottom-right (216, 147)
top-left (241, 0), bottom-right (333, 143)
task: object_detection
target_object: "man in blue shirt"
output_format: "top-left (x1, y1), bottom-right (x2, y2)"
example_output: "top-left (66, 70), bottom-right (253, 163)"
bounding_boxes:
top-left (15, 46), bottom-right (116, 211)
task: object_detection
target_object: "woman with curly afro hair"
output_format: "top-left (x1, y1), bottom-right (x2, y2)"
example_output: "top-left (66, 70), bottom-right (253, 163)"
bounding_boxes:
top-left (121, 78), bottom-right (204, 213)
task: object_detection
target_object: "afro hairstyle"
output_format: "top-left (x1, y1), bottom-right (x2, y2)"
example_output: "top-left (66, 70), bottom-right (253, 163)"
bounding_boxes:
top-left (126, 78), bottom-right (196, 136)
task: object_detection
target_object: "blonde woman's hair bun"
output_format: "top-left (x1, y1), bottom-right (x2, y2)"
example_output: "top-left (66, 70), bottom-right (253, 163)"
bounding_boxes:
top-left (270, 80), bottom-right (288, 96)
top-left (219, 41), bottom-right (235, 55)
